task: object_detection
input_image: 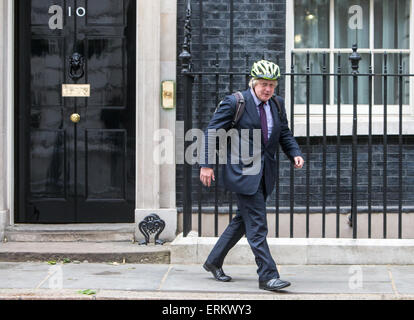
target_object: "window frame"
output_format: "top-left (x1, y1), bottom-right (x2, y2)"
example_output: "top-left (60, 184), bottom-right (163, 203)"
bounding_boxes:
top-left (285, 0), bottom-right (414, 136)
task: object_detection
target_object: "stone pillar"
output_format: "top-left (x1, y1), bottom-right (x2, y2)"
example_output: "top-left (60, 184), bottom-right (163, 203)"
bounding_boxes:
top-left (0, 0), bottom-right (10, 241)
top-left (159, 0), bottom-right (177, 209)
top-left (136, 0), bottom-right (161, 209)
top-left (135, 0), bottom-right (177, 242)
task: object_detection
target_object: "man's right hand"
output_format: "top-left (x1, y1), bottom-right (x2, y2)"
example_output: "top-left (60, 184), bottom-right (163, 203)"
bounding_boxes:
top-left (200, 167), bottom-right (215, 187)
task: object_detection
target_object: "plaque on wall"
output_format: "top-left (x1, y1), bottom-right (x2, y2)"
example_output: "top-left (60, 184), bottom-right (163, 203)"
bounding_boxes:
top-left (62, 84), bottom-right (90, 97)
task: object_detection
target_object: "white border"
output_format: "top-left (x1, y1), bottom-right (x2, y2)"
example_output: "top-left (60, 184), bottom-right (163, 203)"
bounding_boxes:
top-left (329, 0), bottom-right (334, 107)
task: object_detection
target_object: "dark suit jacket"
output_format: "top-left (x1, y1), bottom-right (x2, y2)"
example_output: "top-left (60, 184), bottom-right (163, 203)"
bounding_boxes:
top-left (201, 89), bottom-right (303, 196)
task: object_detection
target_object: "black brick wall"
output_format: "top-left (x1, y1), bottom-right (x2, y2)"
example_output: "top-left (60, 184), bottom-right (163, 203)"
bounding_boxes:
top-left (177, 134), bottom-right (414, 211)
top-left (175, 0), bottom-right (414, 211)
top-left (278, 135), bottom-right (414, 209)
top-left (177, 0), bottom-right (287, 115)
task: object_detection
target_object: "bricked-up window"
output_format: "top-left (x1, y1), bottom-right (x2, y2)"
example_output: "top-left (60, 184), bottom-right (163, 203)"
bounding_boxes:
top-left (290, 0), bottom-right (411, 115)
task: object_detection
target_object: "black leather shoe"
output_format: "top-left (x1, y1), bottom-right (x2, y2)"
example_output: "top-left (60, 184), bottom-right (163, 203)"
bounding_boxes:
top-left (203, 262), bottom-right (232, 282)
top-left (259, 278), bottom-right (291, 291)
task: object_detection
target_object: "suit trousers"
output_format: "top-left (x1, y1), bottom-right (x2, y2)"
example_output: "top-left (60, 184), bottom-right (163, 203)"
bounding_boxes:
top-left (206, 176), bottom-right (280, 282)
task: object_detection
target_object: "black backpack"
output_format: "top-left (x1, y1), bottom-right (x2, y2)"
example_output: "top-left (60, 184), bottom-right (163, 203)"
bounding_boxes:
top-left (215, 91), bottom-right (284, 128)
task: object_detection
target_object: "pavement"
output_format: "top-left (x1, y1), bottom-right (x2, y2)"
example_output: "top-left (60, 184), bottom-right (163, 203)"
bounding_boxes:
top-left (1, 262), bottom-right (414, 300)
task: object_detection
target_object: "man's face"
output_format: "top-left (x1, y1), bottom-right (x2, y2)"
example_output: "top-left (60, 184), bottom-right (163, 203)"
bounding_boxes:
top-left (254, 79), bottom-right (278, 102)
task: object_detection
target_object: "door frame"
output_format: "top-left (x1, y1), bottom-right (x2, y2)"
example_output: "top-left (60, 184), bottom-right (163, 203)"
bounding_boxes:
top-left (2, 0), bottom-right (179, 240)
top-left (11, 0), bottom-right (139, 224)
top-left (5, 0), bottom-right (15, 226)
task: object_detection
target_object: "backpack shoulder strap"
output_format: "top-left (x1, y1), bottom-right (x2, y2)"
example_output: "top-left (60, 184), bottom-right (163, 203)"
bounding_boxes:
top-left (231, 91), bottom-right (245, 128)
top-left (271, 96), bottom-right (284, 120)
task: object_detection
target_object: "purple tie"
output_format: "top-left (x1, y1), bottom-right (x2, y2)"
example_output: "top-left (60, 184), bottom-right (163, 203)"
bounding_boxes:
top-left (259, 102), bottom-right (268, 144)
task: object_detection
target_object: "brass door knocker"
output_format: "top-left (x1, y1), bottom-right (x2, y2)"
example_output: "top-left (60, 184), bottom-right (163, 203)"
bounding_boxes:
top-left (69, 53), bottom-right (85, 81)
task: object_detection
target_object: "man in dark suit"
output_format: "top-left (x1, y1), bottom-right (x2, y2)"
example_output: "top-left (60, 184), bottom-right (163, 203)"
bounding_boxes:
top-left (200, 60), bottom-right (304, 291)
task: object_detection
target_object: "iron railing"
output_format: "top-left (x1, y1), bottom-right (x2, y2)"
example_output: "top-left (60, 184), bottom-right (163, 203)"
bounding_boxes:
top-left (178, 0), bottom-right (412, 239)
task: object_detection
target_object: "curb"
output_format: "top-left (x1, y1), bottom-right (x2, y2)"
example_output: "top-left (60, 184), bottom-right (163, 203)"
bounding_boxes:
top-left (171, 233), bottom-right (414, 265)
top-left (0, 289), bottom-right (413, 300)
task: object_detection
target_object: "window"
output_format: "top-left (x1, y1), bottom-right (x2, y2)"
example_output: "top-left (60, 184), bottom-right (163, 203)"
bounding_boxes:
top-left (286, 0), bottom-right (412, 120)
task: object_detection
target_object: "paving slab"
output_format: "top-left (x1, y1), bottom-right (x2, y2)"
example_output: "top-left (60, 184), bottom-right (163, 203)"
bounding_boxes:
top-left (281, 265), bottom-right (394, 294)
top-left (160, 265), bottom-right (269, 294)
top-left (39, 263), bottom-right (170, 291)
top-left (161, 265), bottom-right (395, 295)
top-left (0, 263), bottom-right (50, 289)
top-left (0, 262), bottom-right (169, 291)
top-left (0, 262), bottom-right (413, 299)
top-left (387, 266), bottom-right (414, 295)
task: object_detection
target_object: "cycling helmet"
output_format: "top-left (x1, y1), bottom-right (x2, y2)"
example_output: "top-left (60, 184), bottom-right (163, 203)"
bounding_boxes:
top-left (251, 60), bottom-right (281, 81)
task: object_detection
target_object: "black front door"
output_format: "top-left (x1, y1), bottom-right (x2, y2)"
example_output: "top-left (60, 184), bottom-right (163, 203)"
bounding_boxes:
top-left (15, 0), bottom-right (136, 223)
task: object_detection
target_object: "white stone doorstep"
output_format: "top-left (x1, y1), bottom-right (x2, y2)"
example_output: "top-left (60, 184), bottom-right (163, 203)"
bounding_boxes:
top-left (171, 233), bottom-right (414, 265)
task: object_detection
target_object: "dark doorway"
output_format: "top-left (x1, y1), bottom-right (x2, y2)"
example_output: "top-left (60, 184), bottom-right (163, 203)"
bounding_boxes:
top-left (15, 0), bottom-right (136, 223)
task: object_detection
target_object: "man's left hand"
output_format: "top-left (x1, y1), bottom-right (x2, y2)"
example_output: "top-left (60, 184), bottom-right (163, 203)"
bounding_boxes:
top-left (294, 156), bottom-right (304, 169)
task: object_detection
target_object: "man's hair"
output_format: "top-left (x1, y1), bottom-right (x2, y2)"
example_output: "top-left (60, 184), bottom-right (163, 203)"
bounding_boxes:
top-left (248, 77), bottom-right (278, 89)
top-left (248, 78), bottom-right (259, 89)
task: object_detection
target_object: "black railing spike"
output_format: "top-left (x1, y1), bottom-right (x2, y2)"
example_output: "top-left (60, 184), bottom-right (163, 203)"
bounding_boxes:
top-left (337, 53), bottom-right (341, 73)
top-left (349, 44), bottom-right (361, 74)
top-left (369, 51), bottom-right (373, 71)
top-left (179, 0), bottom-right (192, 73)
top-left (245, 53), bottom-right (250, 87)
top-left (305, 51), bottom-right (309, 72)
